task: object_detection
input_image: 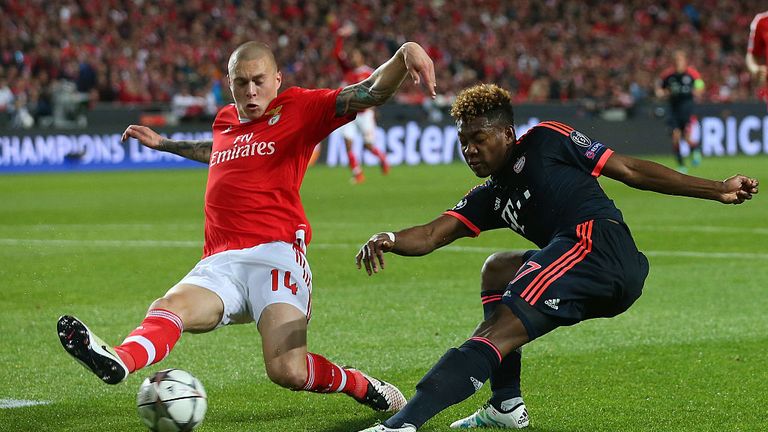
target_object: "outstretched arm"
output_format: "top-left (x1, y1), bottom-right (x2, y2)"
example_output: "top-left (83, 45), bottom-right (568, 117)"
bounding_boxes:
top-left (335, 41), bottom-right (436, 116)
top-left (333, 33), bottom-right (352, 73)
top-left (356, 215), bottom-right (474, 275)
top-left (122, 125), bottom-right (212, 164)
top-left (601, 153), bottom-right (759, 204)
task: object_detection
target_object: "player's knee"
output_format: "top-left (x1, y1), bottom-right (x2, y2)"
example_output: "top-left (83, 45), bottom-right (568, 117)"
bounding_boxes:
top-left (265, 362), bottom-right (307, 390)
top-left (149, 294), bottom-right (218, 333)
top-left (149, 296), bottom-right (180, 316)
top-left (474, 308), bottom-right (529, 355)
top-left (481, 252), bottom-right (523, 291)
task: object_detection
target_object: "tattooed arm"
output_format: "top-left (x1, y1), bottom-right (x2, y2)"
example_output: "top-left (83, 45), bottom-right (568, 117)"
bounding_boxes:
top-left (121, 125), bottom-right (212, 163)
top-left (335, 42), bottom-right (436, 116)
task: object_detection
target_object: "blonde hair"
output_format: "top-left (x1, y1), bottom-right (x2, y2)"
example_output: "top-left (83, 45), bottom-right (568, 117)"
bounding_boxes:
top-left (228, 42), bottom-right (277, 75)
top-left (450, 84), bottom-right (513, 124)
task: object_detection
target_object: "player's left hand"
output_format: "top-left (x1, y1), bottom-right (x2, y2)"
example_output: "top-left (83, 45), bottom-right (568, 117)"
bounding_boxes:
top-left (401, 42), bottom-right (437, 99)
top-left (122, 124), bottom-right (163, 149)
top-left (719, 175), bottom-right (759, 204)
top-left (355, 232), bottom-right (395, 276)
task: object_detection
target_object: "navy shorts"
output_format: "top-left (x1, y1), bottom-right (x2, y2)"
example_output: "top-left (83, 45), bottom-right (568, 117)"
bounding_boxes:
top-left (502, 219), bottom-right (649, 340)
top-left (667, 102), bottom-right (694, 131)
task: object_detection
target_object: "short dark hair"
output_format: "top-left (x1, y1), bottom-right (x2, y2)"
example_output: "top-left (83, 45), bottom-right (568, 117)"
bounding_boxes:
top-left (450, 84), bottom-right (514, 127)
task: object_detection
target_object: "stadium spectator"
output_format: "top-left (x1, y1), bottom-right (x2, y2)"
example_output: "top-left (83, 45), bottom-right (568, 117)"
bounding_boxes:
top-left (2, 0), bottom-right (767, 121)
top-left (656, 50), bottom-right (704, 173)
top-left (0, 76), bottom-right (13, 126)
top-left (10, 94), bottom-right (33, 128)
top-left (170, 84), bottom-right (208, 122)
top-left (354, 83), bottom-right (759, 432)
top-left (57, 39), bottom-right (437, 414)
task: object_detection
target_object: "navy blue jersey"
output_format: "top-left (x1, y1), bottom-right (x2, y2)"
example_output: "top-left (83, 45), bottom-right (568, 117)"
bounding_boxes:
top-left (660, 67), bottom-right (702, 108)
top-left (446, 121), bottom-right (623, 248)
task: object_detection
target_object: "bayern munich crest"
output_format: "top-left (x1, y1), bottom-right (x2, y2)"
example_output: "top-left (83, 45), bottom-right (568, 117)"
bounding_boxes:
top-left (570, 130), bottom-right (592, 147)
top-left (513, 156), bottom-right (526, 173)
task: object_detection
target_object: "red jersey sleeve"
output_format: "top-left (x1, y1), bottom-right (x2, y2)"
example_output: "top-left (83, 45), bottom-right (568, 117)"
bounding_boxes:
top-left (293, 87), bottom-right (355, 145)
top-left (748, 12), bottom-right (768, 58)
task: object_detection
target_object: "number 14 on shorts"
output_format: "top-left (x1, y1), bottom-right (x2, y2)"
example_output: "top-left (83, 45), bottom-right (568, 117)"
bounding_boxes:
top-left (271, 269), bottom-right (298, 295)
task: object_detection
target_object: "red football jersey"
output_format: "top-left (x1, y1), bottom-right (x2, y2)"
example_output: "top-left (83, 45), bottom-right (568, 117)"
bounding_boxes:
top-left (202, 86), bottom-right (354, 258)
top-left (748, 11), bottom-right (768, 61)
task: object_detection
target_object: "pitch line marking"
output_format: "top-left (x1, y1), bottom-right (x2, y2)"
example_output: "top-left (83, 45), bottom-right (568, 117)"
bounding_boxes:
top-left (1, 223), bottom-right (768, 235)
top-left (1, 238), bottom-right (766, 260)
top-left (0, 239), bottom-right (200, 247)
top-left (632, 224), bottom-right (768, 235)
top-left (0, 399), bottom-right (51, 409)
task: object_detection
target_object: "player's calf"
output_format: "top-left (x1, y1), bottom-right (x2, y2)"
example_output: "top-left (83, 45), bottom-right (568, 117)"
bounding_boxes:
top-left (265, 359), bottom-right (309, 390)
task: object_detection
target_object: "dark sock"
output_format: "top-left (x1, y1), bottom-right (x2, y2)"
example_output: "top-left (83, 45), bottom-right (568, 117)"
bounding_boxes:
top-left (489, 349), bottom-right (522, 407)
top-left (481, 290), bottom-right (522, 405)
top-left (675, 151), bottom-right (684, 166)
top-left (481, 290), bottom-right (504, 319)
top-left (384, 338), bottom-right (502, 429)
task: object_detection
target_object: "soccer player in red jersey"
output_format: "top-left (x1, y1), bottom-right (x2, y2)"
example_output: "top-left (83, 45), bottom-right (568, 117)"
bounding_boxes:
top-left (335, 25), bottom-right (390, 184)
top-left (57, 40), bottom-right (436, 414)
top-left (354, 84), bottom-right (758, 431)
top-left (656, 50), bottom-right (705, 173)
top-left (746, 11), bottom-right (768, 102)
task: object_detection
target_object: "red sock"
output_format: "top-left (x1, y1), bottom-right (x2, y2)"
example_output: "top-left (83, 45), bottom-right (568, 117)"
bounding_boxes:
top-left (347, 150), bottom-right (362, 175)
top-left (368, 145), bottom-right (387, 164)
top-left (302, 353), bottom-right (368, 400)
top-left (114, 309), bottom-right (183, 373)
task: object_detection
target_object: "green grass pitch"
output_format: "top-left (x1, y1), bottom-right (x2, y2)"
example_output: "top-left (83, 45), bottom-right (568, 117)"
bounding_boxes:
top-left (0, 155), bottom-right (766, 431)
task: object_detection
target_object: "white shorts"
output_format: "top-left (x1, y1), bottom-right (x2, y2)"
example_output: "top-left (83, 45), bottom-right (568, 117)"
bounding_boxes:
top-left (341, 109), bottom-right (376, 142)
top-left (176, 241), bottom-right (313, 327)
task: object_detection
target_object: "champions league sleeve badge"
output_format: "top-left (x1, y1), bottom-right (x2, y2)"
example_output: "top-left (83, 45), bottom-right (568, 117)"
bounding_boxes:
top-left (569, 130), bottom-right (592, 147)
top-left (513, 155), bottom-right (526, 173)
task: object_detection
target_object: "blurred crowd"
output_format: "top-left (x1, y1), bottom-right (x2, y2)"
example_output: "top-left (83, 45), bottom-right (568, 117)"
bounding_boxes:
top-left (0, 0), bottom-right (766, 128)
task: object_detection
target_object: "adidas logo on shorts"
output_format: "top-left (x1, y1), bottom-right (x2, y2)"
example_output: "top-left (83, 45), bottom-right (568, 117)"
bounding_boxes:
top-left (544, 298), bottom-right (560, 310)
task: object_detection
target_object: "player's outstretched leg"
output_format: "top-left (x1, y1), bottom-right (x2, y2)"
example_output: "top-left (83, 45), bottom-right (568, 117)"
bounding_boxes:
top-left (449, 398), bottom-right (529, 429)
top-left (346, 141), bottom-right (365, 184)
top-left (364, 143), bottom-right (390, 175)
top-left (57, 315), bottom-right (129, 384)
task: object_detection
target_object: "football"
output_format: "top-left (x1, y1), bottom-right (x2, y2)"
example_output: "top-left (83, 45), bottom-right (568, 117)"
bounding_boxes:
top-left (137, 368), bottom-right (208, 432)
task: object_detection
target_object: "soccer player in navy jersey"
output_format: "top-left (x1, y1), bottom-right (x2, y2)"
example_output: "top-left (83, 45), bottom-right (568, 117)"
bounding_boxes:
top-left (355, 84), bottom-right (758, 432)
top-left (57, 40), bottom-right (436, 415)
top-left (656, 50), bottom-right (705, 173)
